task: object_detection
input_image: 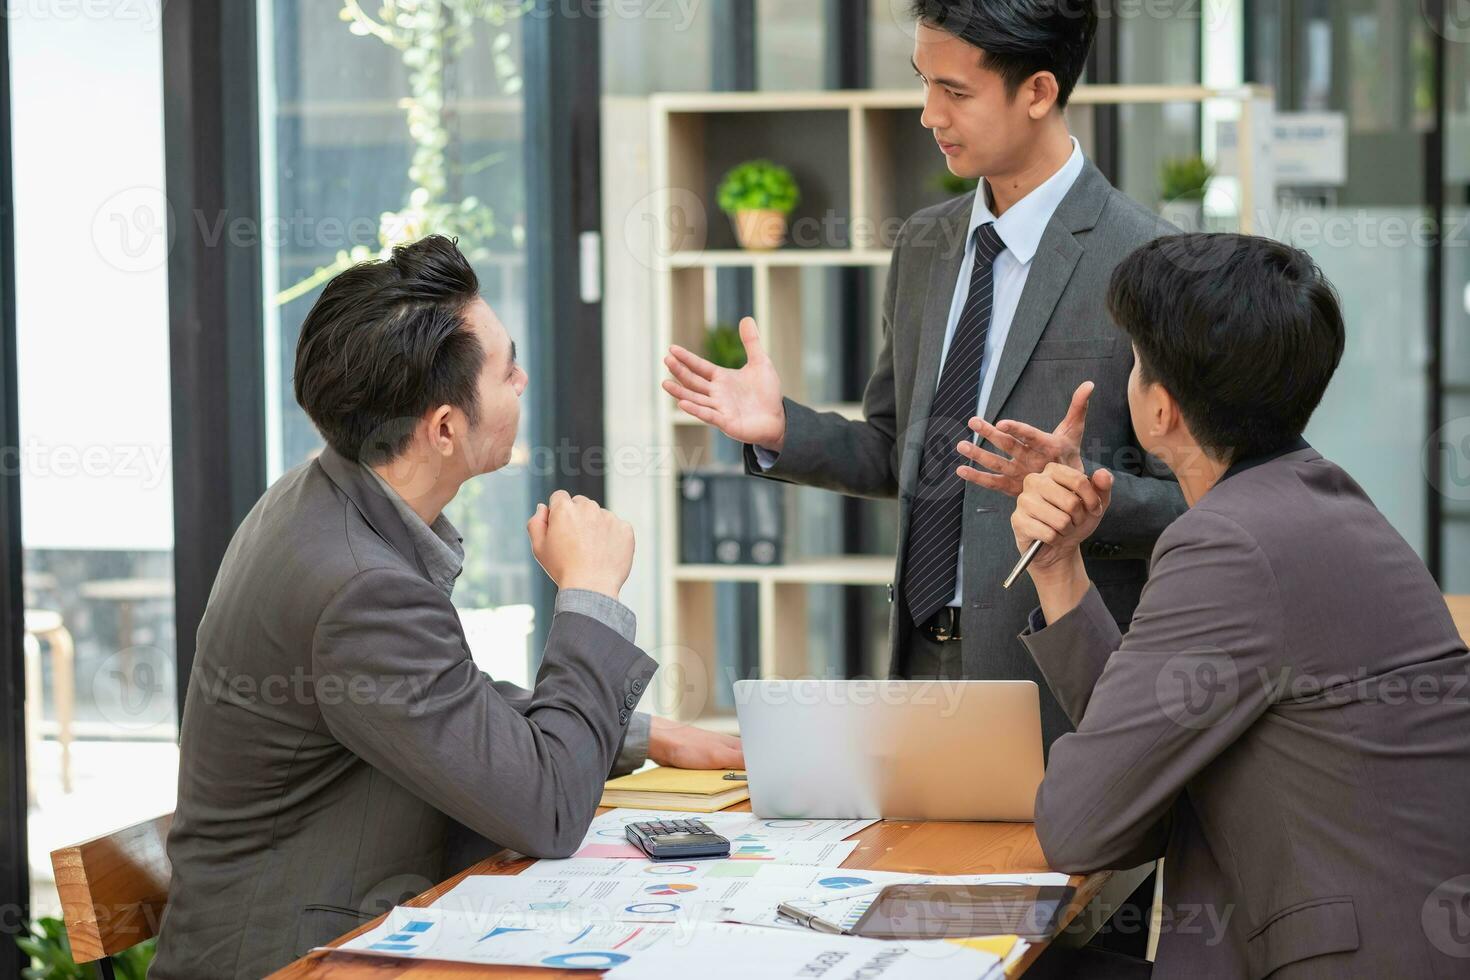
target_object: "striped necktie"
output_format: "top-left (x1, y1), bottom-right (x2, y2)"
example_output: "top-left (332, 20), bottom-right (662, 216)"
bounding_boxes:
top-left (903, 222), bottom-right (1008, 627)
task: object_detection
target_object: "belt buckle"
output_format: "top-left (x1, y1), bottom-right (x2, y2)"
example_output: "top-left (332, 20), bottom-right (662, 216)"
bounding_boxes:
top-left (931, 607), bottom-right (960, 642)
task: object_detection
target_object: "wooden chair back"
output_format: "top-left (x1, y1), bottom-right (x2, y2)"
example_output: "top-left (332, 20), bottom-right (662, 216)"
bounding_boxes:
top-left (49, 812), bottom-right (172, 965)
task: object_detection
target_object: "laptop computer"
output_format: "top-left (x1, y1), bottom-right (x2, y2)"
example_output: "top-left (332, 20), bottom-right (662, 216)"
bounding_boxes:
top-left (733, 679), bottom-right (1044, 821)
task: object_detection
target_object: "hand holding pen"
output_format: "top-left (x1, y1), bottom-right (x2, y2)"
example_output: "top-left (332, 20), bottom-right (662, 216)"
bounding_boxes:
top-left (947, 380), bottom-right (1103, 587)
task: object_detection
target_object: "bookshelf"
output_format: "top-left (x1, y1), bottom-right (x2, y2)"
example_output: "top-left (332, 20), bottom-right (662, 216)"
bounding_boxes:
top-left (606, 86), bottom-right (1275, 725)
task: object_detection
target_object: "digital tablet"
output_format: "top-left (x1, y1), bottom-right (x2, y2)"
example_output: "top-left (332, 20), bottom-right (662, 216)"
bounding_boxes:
top-left (850, 884), bottom-right (1077, 942)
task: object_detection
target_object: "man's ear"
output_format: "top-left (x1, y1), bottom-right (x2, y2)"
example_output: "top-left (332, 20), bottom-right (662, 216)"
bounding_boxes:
top-left (1025, 71), bottom-right (1061, 119)
top-left (1139, 380), bottom-right (1175, 443)
top-left (429, 404), bottom-right (456, 456)
top-left (1154, 384), bottom-right (1187, 443)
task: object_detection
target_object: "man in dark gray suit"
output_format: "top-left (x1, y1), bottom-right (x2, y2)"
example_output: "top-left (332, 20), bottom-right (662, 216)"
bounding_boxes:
top-left (152, 236), bottom-right (741, 979)
top-left (1013, 234), bottom-right (1470, 979)
top-left (661, 0), bottom-right (1185, 749)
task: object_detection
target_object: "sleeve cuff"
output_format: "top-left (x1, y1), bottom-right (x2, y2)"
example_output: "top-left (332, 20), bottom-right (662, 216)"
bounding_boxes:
top-left (1022, 605), bottom-right (1049, 636)
top-left (611, 712), bottom-right (651, 776)
top-left (751, 446), bottom-right (780, 471)
top-left (555, 589), bottom-right (637, 643)
top-left (1018, 585), bottom-right (1123, 725)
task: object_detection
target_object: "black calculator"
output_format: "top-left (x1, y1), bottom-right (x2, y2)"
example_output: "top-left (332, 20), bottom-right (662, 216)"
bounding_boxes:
top-left (625, 819), bottom-right (731, 861)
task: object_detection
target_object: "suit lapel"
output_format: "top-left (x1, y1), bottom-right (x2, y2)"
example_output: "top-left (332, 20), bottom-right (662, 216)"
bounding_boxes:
top-left (979, 233), bottom-right (1082, 424)
top-left (899, 198), bottom-right (973, 494)
top-left (980, 160), bottom-right (1112, 424)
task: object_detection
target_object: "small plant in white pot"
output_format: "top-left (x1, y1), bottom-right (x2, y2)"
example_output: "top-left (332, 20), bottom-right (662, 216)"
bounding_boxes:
top-left (1159, 155), bottom-right (1214, 232)
top-left (717, 159), bottom-right (801, 251)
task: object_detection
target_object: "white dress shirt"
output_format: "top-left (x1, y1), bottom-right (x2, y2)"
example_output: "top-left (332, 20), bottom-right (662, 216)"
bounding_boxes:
top-left (758, 138), bottom-right (1086, 609)
top-left (937, 137), bottom-right (1084, 606)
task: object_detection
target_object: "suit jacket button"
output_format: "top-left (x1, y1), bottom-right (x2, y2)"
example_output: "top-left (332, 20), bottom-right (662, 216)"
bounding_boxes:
top-left (631, 678), bottom-right (645, 694)
top-left (624, 693), bottom-right (638, 710)
top-left (619, 709), bottom-right (630, 725)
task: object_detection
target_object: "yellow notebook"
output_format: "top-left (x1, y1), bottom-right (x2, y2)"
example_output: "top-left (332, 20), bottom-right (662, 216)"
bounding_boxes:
top-left (599, 767), bottom-right (749, 812)
top-left (947, 935), bottom-right (1027, 976)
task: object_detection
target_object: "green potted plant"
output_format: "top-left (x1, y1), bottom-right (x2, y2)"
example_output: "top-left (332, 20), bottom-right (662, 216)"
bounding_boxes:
top-left (704, 322), bottom-right (748, 372)
top-left (716, 160), bottom-right (801, 251)
top-left (700, 321), bottom-right (749, 463)
top-left (1159, 155), bottom-right (1214, 232)
top-left (15, 916), bottom-right (155, 979)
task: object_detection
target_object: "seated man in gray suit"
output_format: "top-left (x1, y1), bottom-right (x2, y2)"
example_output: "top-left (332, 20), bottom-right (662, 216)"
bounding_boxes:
top-left (1011, 234), bottom-right (1470, 979)
top-left (152, 235), bottom-right (741, 979)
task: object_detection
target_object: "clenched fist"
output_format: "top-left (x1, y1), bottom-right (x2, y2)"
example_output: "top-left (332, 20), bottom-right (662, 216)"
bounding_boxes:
top-left (1011, 463), bottom-right (1114, 574)
top-left (527, 491), bottom-right (635, 600)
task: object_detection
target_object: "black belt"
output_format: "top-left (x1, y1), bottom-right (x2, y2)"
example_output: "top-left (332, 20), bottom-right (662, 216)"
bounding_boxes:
top-left (919, 606), bottom-right (964, 643)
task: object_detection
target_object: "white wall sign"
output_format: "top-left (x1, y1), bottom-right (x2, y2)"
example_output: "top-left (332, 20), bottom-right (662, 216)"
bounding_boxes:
top-left (1217, 112), bottom-right (1346, 188)
top-left (1271, 112), bottom-right (1348, 186)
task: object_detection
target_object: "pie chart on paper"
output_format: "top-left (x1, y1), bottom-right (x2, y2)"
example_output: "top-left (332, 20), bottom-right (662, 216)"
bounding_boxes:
top-left (541, 952), bottom-right (631, 969)
top-left (818, 876), bottom-right (873, 890)
top-left (645, 882), bottom-right (699, 896)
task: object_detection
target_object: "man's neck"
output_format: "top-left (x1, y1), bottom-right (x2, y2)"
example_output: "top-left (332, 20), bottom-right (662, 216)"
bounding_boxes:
top-left (984, 121), bottom-right (1075, 217)
top-left (371, 457), bottom-right (459, 527)
top-left (1170, 443), bottom-right (1231, 507)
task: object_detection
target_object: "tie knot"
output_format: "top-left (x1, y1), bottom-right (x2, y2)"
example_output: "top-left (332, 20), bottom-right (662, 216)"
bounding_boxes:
top-left (974, 222), bottom-right (1007, 264)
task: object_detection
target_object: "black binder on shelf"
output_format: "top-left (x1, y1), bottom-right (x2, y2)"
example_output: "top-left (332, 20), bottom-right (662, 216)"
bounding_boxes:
top-left (744, 479), bottom-right (783, 565)
top-left (678, 470), bottom-right (784, 566)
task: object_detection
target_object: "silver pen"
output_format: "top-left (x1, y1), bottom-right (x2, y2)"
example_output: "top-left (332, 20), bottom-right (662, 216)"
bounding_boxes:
top-left (1004, 539), bottom-right (1044, 590)
top-left (776, 902), bottom-right (848, 935)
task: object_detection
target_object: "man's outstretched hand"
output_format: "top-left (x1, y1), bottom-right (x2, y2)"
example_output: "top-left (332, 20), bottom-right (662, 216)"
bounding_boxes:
top-left (956, 381), bottom-right (1094, 496)
top-left (647, 716), bottom-right (745, 771)
top-left (661, 317), bottom-right (787, 452)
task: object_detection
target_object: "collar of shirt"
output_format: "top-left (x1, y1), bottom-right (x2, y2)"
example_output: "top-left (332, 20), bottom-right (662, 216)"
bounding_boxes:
top-left (1217, 436), bottom-right (1314, 484)
top-left (968, 136), bottom-right (1085, 265)
top-left (362, 464), bottom-right (466, 598)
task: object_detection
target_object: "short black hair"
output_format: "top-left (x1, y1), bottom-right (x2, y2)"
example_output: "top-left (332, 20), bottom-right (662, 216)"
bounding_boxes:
top-left (908, 0), bottom-right (1098, 109)
top-left (1107, 234), bottom-right (1346, 464)
top-left (293, 234), bottom-right (485, 466)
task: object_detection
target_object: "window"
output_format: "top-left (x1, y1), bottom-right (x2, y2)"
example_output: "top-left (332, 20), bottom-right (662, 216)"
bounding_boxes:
top-left (10, 0), bottom-right (178, 917)
top-left (259, 0), bottom-right (542, 687)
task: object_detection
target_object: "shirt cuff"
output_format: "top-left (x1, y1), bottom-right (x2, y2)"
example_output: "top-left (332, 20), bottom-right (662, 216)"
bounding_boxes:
top-left (612, 711), bottom-right (651, 776)
top-left (751, 446), bottom-right (780, 471)
top-left (555, 589), bottom-right (637, 643)
top-left (1023, 605), bottom-right (1049, 636)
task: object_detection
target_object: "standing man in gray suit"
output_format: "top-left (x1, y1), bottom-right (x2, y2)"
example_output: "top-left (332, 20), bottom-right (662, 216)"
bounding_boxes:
top-left (153, 236), bottom-right (740, 979)
top-left (1013, 234), bottom-right (1470, 979)
top-left (661, 0), bottom-right (1185, 748)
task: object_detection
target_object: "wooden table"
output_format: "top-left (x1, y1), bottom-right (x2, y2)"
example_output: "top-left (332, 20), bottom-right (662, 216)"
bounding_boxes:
top-left (267, 805), bottom-right (1116, 979)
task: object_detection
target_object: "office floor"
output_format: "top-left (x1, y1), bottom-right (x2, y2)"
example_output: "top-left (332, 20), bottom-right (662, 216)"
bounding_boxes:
top-left (26, 737), bottom-right (178, 920)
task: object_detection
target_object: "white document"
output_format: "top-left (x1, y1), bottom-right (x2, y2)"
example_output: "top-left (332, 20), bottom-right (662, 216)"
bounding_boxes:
top-left (604, 927), bottom-right (1003, 980)
top-left (339, 908), bottom-right (1001, 977)
top-left (333, 905), bottom-right (696, 970)
top-left (435, 868), bottom-right (795, 925)
top-left (436, 860), bottom-right (885, 928)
